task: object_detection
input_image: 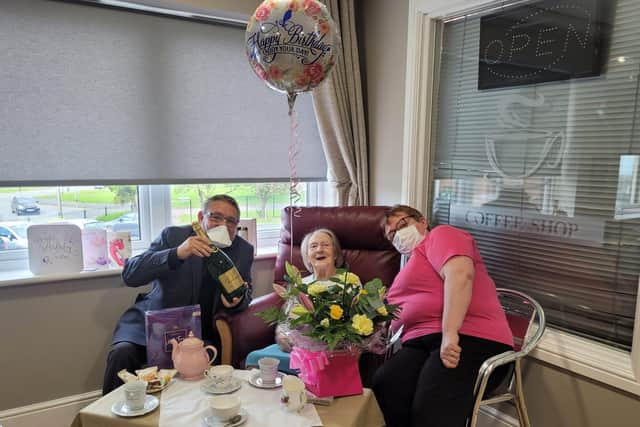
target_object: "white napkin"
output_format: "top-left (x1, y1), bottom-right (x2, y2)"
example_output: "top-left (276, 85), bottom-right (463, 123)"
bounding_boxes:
top-left (159, 370), bottom-right (323, 427)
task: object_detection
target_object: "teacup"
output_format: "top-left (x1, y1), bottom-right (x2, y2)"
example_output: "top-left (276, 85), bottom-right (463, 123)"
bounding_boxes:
top-left (281, 375), bottom-right (307, 413)
top-left (205, 364), bottom-right (235, 389)
top-left (123, 380), bottom-right (147, 411)
top-left (210, 395), bottom-right (241, 421)
top-left (258, 357), bottom-right (279, 384)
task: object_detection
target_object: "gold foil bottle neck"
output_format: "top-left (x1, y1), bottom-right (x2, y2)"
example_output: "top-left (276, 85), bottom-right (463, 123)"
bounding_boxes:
top-left (192, 221), bottom-right (218, 252)
top-left (191, 221), bottom-right (207, 239)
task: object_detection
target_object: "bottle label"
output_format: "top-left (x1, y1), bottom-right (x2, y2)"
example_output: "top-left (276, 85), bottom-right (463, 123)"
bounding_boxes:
top-left (219, 268), bottom-right (244, 293)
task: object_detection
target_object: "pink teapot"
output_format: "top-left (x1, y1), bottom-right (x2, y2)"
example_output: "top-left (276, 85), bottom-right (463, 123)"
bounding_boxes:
top-left (169, 331), bottom-right (218, 380)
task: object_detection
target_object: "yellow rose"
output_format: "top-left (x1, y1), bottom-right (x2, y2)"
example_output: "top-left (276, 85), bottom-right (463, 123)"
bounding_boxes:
top-left (329, 304), bottom-right (344, 320)
top-left (359, 289), bottom-right (368, 296)
top-left (320, 318), bottom-right (330, 328)
top-left (351, 314), bottom-right (374, 336)
top-left (291, 304), bottom-right (309, 316)
top-left (376, 306), bottom-right (388, 316)
top-left (307, 283), bottom-right (327, 296)
top-left (344, 272), bottom-right (361, 286)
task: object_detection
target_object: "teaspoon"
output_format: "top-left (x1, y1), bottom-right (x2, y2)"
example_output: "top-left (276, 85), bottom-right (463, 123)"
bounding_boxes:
top-left (223, 414), bottom-right (242, 427)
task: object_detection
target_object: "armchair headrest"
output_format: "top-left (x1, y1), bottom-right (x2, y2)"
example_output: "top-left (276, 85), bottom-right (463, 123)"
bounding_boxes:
top-left (274, 206), bottom-right (401, 287)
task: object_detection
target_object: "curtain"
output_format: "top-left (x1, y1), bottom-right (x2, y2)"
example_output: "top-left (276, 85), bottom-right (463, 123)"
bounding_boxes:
top-left (312, 0), bottom-right (369, 206)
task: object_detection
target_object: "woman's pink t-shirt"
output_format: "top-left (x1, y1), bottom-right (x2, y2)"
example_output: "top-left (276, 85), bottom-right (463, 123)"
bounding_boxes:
top-left (387, 225), bottom-right (513, 347)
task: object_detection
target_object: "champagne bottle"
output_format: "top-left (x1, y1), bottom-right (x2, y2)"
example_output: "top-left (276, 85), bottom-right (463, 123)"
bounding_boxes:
top-left (192, 221), bottom-right (246, 300)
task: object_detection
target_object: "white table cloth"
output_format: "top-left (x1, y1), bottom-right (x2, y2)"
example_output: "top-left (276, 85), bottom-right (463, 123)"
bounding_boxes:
top-left (159, 370), bottom-right (322, 427)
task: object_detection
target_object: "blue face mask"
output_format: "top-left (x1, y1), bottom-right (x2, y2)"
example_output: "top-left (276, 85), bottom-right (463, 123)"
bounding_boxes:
top-left (392, 224), bottom-right (424, 255)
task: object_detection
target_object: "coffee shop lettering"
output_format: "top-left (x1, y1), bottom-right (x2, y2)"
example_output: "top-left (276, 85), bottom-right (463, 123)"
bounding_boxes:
top-left (449, 204), bottom-right (603, 244)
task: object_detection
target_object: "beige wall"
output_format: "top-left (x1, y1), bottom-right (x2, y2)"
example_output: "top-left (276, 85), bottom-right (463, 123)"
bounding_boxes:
top-left (520, 359), bottom-right (640, 427)
top-left (0, 274), bottom-right (142, 410)
top-left (485, 358), bottom-right (640, 427)
top-left (0, 257), bottom-right (274, 410)
top-left (360, 0), bottom-right (408, 206)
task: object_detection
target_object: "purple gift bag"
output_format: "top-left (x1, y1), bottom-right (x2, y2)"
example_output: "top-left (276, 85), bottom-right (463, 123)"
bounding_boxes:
top-left (145, 304), bottom-right (202, 369)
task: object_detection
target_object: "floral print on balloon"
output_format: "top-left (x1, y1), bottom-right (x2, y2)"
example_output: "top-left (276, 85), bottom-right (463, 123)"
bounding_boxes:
top-left (245, 0), bottom-right (340, 99)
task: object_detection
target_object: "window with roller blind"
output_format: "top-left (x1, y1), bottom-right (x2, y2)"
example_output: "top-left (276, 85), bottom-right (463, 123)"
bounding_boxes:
top-left (430, 0), bottom-right (638, 350)
top-left (0, 0), bottom-right (334, 275)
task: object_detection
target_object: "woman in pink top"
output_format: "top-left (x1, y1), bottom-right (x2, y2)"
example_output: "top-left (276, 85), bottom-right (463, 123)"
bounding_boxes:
top-left (373, 205), bottom-right (513, 427)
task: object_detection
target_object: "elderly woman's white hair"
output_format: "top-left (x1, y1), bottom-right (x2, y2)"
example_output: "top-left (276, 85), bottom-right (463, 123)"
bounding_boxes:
top-left (300, 228), bottom-right (344, 273)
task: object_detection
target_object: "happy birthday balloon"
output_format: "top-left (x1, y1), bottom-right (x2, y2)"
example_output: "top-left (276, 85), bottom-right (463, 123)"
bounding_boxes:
top-left (245, 0), bottom-right (340, 109)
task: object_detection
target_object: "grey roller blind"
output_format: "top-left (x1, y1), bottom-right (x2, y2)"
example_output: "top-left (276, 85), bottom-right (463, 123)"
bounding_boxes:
top-left (432, 0), bottom-right (639, 349)
top-left (0, 0), bottom-right (326, 185)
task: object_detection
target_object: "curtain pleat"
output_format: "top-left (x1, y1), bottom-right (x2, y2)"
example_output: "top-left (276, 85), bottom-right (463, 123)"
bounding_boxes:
top-left (312, 0), bottom-right (368, 206)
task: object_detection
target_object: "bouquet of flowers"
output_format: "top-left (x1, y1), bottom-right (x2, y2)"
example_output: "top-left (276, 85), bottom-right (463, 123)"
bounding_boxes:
top-left (258, 261), bottom-right (400, 352)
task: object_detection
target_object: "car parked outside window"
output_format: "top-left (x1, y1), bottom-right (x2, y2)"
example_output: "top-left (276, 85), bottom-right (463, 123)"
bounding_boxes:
top-left (0, 223), bottom-right (29, 250)
top-left (11, 196), bottom-right (40, 215)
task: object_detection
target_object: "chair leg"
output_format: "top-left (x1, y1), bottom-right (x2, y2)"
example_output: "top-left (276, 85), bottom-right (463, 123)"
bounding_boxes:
top-left (215, 318), bottom-right (233, 366)
top-left (468, 407), bottom-right (479, 427)
top-left (514, 359), bottom-right (531, 427)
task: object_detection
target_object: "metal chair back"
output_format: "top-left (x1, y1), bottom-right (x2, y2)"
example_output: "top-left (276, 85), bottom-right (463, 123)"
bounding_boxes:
top-left (467, 288), bottom-right (546, 427)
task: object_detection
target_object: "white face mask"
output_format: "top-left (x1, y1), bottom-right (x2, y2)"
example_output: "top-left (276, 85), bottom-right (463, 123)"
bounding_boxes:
top-left (206, 224), bottom-right (232, 248)
top-left (392, 224), bottom-right (424, 255)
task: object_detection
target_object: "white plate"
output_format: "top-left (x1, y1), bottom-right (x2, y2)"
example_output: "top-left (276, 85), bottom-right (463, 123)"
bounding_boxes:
top-left (111, 395), bottom-right (159, 417)
top-left (201, 377), bottom-right (243, 395)
top-left (203, 408), bottom-right (248, 427)
top-left (248, 372), bottom-right (284, 389)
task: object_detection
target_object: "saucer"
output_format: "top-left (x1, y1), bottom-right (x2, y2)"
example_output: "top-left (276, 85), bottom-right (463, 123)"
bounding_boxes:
top-left (111, 395), bottom-right (159, 417)
top-left (203, 408), bottom-right (248, 427)
top-left (201, 377), bottom-right (242, 395)
top-left (248, 372), bottom-right (284, 389)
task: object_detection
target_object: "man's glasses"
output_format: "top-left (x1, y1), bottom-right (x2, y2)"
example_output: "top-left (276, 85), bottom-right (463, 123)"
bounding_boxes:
top-left (385, 215), bottom-right (414, 241)
top-left (205, 211), bottom-right (239, 225)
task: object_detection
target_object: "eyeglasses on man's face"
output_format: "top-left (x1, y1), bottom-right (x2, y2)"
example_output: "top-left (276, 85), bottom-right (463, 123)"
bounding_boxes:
top-left (205, 211), bottom-right (239, 226)
top-left (385, 215), bottom-right (414, 241)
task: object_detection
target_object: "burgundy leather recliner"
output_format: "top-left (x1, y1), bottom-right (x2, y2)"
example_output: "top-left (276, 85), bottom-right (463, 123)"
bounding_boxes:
top-left (215, 206), bottom-right (401, 379)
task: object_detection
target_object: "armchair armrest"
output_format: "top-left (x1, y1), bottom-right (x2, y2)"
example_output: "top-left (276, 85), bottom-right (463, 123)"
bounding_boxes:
top-left (215, 292), bottom-right (284, 367)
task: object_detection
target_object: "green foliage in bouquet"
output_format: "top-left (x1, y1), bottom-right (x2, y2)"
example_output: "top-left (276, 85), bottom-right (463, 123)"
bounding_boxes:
top-left (257, 261), bottom-right (400, 350)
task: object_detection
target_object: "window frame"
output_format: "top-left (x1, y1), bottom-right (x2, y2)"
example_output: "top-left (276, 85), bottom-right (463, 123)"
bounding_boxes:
top-left (404, 0), bottom-right (640, 396)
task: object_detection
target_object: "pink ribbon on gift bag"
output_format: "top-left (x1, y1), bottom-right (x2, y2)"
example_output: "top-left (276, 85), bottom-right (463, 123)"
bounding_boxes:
top-left (289, 348), bottom-right (329, 385)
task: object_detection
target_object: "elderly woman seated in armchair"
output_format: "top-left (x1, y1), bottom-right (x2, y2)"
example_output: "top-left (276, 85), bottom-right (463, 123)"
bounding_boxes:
top-left (245, 228), bottom-right (361, 372)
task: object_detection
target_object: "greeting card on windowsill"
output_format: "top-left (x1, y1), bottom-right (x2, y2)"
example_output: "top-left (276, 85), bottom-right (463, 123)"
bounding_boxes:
top-left (238, 218), bottom-right (257, 255)
top-left (81, 228), bottom-right (109, 270)
top-left (27, 224), bottom-right (83, 275)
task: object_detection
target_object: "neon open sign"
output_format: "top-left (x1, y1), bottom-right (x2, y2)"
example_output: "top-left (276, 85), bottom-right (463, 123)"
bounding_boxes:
top-left (478, 0), bottom-right (612, 90)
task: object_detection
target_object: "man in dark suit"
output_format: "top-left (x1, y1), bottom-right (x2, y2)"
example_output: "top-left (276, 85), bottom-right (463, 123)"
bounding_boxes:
top-left (102, 194), bottom-right (254, 394)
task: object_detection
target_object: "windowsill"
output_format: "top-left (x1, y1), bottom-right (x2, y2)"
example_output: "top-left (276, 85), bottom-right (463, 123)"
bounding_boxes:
top-left (531, 327), bottom-right (640, 396)
top-left (0, 247), bottom-right (277, 288)
top-left (255, 248), bottom-right (278, 260)
top-left (0, 267), bottom-right (123, 288)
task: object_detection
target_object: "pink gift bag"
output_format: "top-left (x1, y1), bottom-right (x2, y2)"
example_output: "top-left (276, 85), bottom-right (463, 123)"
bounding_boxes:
top-left (290, 349), bottom-right (363, 398)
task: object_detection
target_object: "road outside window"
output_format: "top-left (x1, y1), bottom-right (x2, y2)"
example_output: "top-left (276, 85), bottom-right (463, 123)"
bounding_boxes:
top-left (0, 185), bottom-right (140, 254)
